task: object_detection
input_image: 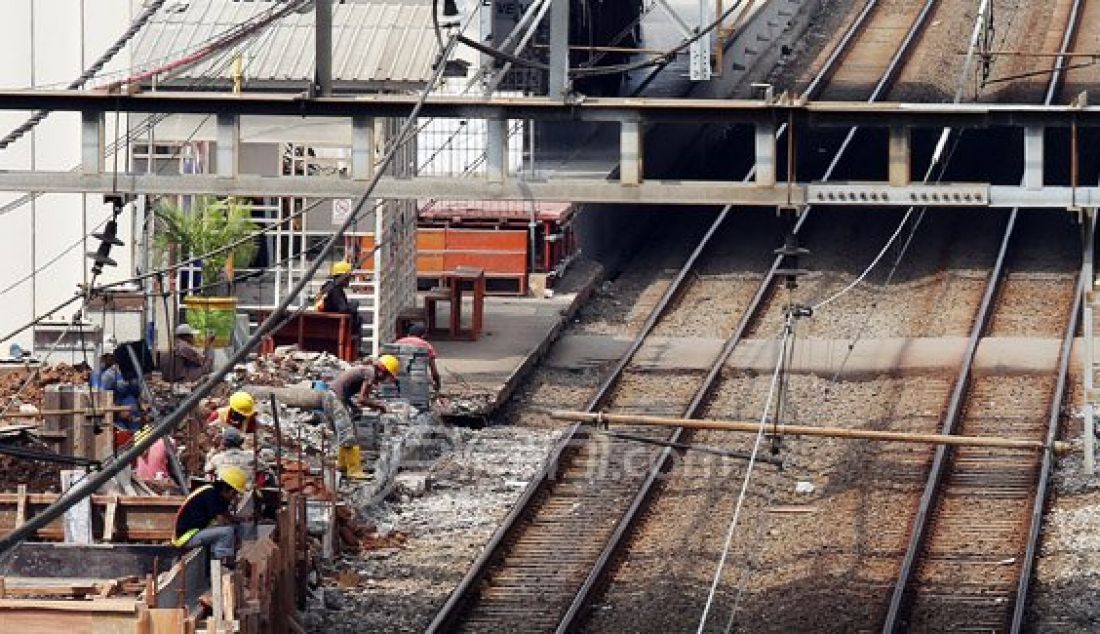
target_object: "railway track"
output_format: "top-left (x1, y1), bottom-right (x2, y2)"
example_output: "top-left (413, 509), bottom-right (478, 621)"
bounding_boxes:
top-left (429, 0), bottom-right (947, 630)
top-left (884, 2), bottom-right (1086, 630)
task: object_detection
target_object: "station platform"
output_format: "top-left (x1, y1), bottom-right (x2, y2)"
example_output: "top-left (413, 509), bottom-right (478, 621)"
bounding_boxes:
top-left (430, 262), bottom-right (601, 419)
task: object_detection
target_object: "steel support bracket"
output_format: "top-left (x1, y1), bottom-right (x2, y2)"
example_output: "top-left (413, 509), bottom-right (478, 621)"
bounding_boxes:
top-left (351, 116), bottom-right (375, 180)
top-left (215, 114), bottom-right (239, 178)
top-left (889, 126), bottom-right (911, 187)
top-left (620, 119), bottom-right (644, 186)
top-left (80, 111), bottom-right (104, 175)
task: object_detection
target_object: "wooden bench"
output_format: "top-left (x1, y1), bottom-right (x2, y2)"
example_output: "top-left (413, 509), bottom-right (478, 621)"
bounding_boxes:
top-left (258, 311), bottom-right (357, 362)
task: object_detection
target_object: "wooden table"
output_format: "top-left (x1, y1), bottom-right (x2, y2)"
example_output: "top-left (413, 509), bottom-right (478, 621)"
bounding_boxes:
top-left (425, 267), bottom-right (485, 341)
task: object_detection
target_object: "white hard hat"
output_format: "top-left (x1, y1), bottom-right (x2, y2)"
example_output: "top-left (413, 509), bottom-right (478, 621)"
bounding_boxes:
top-left (175, 324), bottom-right (198, 337)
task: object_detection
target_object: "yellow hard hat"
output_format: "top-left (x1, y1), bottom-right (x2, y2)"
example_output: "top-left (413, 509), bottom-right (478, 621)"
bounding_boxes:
top-left (228, 391), bottom-right (255, 418)
top-left (218, 466), bottom-right (248, 493)
top-left (331, 261), bottom-right (353, 276)
top-left (378, 354), bottom-right (400, 377)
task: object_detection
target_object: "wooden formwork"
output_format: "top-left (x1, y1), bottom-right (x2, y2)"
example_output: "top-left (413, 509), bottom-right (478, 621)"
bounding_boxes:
top-left (0, 494), bottom-right (305, 633)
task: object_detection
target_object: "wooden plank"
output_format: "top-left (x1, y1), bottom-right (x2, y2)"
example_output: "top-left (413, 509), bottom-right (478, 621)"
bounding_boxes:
top-left (211, 559), bottom-right (223, 634)
top-left (103, 495), bottom-right (119, 542)
top-left (147, 608), bottom-right (185, 633)
top-left (15, 485), bottom-right (26, 528)
top-left (0, 598), bottom-right (139, 612)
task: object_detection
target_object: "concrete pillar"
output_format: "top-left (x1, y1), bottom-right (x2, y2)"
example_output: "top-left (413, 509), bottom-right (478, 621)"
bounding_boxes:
top-left (352, 116), bottom-right (375, 180)
top-left (1084, 207), bottom-right (1096, 474)
top-left (1024, 126), bottom-right (1044, 190)
top-left (620, 120), bottom-right (643, 186)
top-left (215, 114), bottom-right (239, 178)
top-left (315, 0), bottom-right (333, 96)
top-left (888, 126), bottom-right (911, 187)
top-left (81, 111), bottom-right (103, 174)
top-left (486, 119), bottom-right (506, 183)
top-left (754, 122), bottom-right (776, 187)
top-left (548, 0), bottom-right (569, 99)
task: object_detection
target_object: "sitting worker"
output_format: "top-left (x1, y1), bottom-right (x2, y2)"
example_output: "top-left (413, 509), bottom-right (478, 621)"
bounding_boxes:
top-left (317, 261), bottom-right (362, 344)
top-left (322, 355), bottom-right (400, 478)
top-left (394, 323), bottom-right (442, 392)
top-left (171, 324), bottom-right (215, 383)
top-left (207, 391), bottom-right (257, 434)
top-left (172, 466), bottom-right (249, 565)
top-left (95, 339), bottom-right (143, 432)
top-left (204, 426), bottom-right (255, 487)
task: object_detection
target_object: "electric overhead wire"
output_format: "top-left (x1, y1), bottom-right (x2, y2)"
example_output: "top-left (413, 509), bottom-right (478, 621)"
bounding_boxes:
top-left (696, 319), bottom-right (793, 633)
top-left (0, 32), bottom-right (461, 555)
top-left (0, 18), bottom-right (284, 305)
top-left (0, 0), bottom-right (171, 151)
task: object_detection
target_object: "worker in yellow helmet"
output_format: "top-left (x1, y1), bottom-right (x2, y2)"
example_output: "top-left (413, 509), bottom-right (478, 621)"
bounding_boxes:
top-left (172, 466), bottom-right (248, 564)
top-left (206, 391), bottom-right (257, 434)
top-left (317, 260), bottom-right (362, 348)
top-left (323, 355), bottom-right (400, 478)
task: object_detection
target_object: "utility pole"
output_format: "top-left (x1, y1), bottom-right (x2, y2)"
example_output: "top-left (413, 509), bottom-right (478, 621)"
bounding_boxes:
top-left (315, 0), bottom-right (333, 96)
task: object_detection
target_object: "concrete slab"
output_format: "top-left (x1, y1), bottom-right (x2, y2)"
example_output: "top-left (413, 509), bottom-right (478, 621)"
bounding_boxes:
top-left (545, 334), bottom-right (1082, 377)
top-left (432, 264), bottom-right (601, 417)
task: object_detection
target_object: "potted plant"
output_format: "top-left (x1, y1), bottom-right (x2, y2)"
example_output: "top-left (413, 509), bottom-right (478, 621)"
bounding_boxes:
top-left (153, 196), bottom-right (258, 346)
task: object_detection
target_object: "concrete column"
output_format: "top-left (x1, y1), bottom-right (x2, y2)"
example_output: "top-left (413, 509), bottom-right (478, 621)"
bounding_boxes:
top-left (548, 0), bottom-right (569, 99)
top-left (620, 120), bottom-right (643, 186)
top-left (486, 119), bottom-right (506, 183)
top-left (215, 114), bottom-right (239, 178)
top-left (81, 111), bottom-right (103, 174)
top-left (1024, 126), bottom-right (1044, 190)
top-left (352, 116), bottom-right (375, 180)
top-left (754, 122), bottom-right (776, 187)
top-left (1084, 207), bottom-right (1096, 474)
top-left (315, 0), bottom-right (333, 96)
top-left (888, 126), bottom-right (911, 187)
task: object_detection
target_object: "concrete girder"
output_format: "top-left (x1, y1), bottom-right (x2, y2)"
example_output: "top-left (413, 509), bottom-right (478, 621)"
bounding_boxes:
top-left (1, 170), bottom-right (1097, 208)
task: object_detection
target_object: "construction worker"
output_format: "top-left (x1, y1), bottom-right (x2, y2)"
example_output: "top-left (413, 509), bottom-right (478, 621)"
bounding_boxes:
top-left (95, 338), bottom-right (143, 432)
top-left (134, 425), bottom-right (177, 483)
top-left (394, 322), bottom-right (442, 391)
top-left (323, 355), bottom-right (400, 478)
top-left (317, 260), bottom-right (362, 345)
top-left (171, 324), bottom-right (215, 382)
top-left (204, 426), bottom-right (255, 486)
top-left (207, 391), bottom-right (258, 434)
top-left (172, 466), bottom-right (248, 564)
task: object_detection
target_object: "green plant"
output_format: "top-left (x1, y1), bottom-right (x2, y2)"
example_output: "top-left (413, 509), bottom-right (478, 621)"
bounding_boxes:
top-left (153, 196), bottom-right (258, 296)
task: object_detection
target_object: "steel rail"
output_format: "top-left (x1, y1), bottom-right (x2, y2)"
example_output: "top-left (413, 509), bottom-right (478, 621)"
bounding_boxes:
top-left (882, 210), bottom-right (1018, 630)
top-left (1010, 275), bottom-right (1082, 632)
top-left (557, 0), bottom-right (943, 628)
top-left (883, 0), bottom-right (1084, 627)
top-left (430, 0), bottom-right (941, 629)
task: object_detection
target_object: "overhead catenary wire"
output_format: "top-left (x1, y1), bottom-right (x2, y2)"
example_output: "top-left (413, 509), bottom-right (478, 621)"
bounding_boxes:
top-left (696, 319), bottom-right (792, 633)
top-left (0, 0), bottom-right (170, 151)
top-left (0, 33), bottom-right (460, 556)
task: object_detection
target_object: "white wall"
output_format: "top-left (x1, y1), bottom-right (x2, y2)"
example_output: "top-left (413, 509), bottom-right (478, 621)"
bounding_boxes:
top-left (0, 0), bottom-right (139, 352)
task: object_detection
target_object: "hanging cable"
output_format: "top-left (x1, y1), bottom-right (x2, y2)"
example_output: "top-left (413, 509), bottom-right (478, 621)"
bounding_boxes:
top-left (0, 33), bottom-right (461, 555)
top-left (0, 0), bottom-right (170, 151)
top-left (696, 320), bottom-right (792, 633)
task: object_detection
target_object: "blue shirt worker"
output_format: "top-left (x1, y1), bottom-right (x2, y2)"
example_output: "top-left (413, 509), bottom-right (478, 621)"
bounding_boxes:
top-left (96, 341), bottom-right (142, 431)
top-left (172, 466), bottom-right (248, 564)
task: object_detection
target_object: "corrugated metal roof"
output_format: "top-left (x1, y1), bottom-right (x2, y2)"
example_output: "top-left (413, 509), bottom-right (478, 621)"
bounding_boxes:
top-left (132, 0), bottom-right (438, 89)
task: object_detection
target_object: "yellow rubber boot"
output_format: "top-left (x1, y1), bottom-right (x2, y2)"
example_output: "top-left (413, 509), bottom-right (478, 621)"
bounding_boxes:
top-left (337, 446), bottom-right (349, 472)
top-left (344, 445), bottom-right (366, 479)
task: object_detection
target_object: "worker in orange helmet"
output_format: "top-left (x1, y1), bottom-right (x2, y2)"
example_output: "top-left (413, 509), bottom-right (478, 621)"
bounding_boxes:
top-left (206, 391), bottom-right (257, 434)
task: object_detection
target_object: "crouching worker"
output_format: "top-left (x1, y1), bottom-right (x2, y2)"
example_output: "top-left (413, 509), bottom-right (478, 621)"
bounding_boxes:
top-left (172, 466), bottom-right (250, 566)
top-left (207, 391), bottom-right (257, 434)
top-left (323, 354), bottom-right (400, 478)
